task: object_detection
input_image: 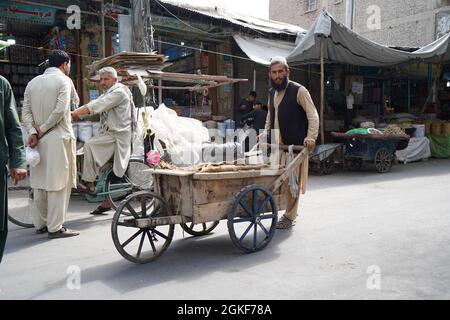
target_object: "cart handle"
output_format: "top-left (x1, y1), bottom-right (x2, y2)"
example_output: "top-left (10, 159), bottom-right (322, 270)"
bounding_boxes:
top-left (258, 143), bottom-right (305, 151)
top-left (269, 148), bottom-right (309, 193)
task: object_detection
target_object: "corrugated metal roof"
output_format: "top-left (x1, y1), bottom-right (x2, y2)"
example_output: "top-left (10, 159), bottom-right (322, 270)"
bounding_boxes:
top-left (157, 0), bottom-right (306, 36)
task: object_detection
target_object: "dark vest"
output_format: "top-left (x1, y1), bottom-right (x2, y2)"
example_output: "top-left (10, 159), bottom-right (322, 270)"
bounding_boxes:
top-left (269, 81), bottom-right (308, 146)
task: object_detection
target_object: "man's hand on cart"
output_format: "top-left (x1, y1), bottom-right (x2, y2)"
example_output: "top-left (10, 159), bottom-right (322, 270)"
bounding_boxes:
top-left (71, 105), bottom-right (90, 123)
top-left (304, 138), bottom-right (316, 151)
top-left (71, 111), bottom-right (80, 122)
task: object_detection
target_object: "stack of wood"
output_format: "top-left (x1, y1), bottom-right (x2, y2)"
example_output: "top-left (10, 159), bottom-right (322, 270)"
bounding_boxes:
top-left (87, 52), bottom-right (248, 92)
top-left (87, 51), bottom-right (170, 78)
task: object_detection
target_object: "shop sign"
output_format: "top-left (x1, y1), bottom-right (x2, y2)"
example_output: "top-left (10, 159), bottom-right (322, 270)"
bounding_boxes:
top-left (153, 15), bottom-right (212, 35)
top-left (0, 0), bottom-right (56, 25)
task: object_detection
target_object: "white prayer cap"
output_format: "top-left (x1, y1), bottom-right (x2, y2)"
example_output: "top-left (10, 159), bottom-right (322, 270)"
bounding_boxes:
top-left (99, 67), bottom-right (118, 79)
top-left (269, 56), bottom-right (289, 68)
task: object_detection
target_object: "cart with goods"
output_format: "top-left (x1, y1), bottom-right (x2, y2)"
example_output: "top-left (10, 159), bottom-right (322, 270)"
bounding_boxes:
top-left (111, 144), bottom-right (309, 264)
top-left (308, 143), bottom-right (342, 175)
top-left (331, 131), bottom-right (409, 173)
top-left (81, 52), bottom-right (248, 209)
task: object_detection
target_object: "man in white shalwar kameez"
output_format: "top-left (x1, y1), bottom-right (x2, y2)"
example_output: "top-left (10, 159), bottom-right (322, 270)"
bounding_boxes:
top-left (72, 67), bottom-right (134, 215)
top-left (22, 50), bottom-right (79, 238)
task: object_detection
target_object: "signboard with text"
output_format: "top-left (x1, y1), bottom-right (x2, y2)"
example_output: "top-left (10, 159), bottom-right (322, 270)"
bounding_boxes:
top-left (0, 0), bottom-right (56, 25)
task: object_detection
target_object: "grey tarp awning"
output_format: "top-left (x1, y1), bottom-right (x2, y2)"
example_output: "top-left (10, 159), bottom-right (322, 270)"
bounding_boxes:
top-left (412, 32), bottom-right (450, 62)
top-left (233, 35), bottom-right (296, 65)
top-left (232, 10), bottom-right (450, 67)
top-left (286, 10), bottom-right (415, 66)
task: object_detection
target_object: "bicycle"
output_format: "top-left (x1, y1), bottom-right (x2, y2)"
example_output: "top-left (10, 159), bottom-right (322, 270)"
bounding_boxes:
top-left (7, 156), bottom-right (154, 228)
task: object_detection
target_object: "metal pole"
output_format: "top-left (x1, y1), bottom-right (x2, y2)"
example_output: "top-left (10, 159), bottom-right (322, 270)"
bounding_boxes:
top-left (407, 78), bottom-right (411, 113)
top-left (158, 36), bottom-right (163, 105)
top-left (101, 0), bottom-right (106, 58)
top-left (320, 37), bottom-right (325, 145)
top-left (253, 67), bottom-right (256, 91)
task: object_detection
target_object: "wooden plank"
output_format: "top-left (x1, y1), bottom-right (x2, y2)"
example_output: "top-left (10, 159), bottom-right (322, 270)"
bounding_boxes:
top-left (192, 194), bottom-right (287, 224)
top-left (192, 176), bottom-right (283, 205)
top-left (192, 180), bottom-right (209, 205)
top-left (143, 168), bottom-right (196, 177)
top-left (259, 143), bottom-right (305, 151)
top-left (135, 215), bottom-right (185, 227)
top-left (159, 175), bottom-right (194, 217)
top-left (193, 168), bottom-right (284, 180)
top-left (180, 176), bottom-right (194, 217)
top-left (192, 201), bottom-right (230, 223)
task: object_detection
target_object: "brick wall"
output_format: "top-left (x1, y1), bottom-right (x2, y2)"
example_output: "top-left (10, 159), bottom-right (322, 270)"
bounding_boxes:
top-left (270, 0), bottom-right (443, 47)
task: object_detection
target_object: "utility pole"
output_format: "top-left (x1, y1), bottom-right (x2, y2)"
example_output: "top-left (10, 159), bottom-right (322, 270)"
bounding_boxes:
top-left (101, 0), bottom-right (106, 57)
top-left (131, 0), bottom-right (154, 52)
top-left (131, 0), bottom-right (157, 106)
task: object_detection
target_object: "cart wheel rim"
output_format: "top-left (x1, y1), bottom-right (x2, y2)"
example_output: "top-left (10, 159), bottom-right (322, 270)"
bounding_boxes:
top-left (7, 185), bottom-right (34, 228)
top-left (227, 185), bottom-right (278, 253)
top-left (375, 148), bottom-right (392, 173)
top-left (180, 221), bottom-right (220, 236)
top-left (111, 191), bottom-right (174, 263)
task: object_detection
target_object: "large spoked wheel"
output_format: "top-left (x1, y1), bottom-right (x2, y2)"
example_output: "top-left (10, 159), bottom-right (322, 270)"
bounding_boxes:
top-left (345, 158), bottom-right (363, 171)
top-left (7, 171), bottom-right (34, 228)
top-left (106, 159), bottom-right (154, 211)
top-left (374, 147), bottom-right (392, 173)
top-left (180, 221), bottom-right (220, 236)
top-left (227, 185), bottom-right (278, 253)
top-left (8, 187), bottom-right (34, 228)
top-left (111, 191), bottom-right (174, 264)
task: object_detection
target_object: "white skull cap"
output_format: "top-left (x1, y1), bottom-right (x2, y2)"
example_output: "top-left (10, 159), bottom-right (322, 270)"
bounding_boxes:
top-left (99, 66), bottom-right (118, 79)
top-left (270, 56), bottom-right (289, 68)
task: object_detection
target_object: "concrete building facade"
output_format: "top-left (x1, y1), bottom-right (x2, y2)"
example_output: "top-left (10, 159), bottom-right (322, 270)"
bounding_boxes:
top-left (270, 0), bottom-right (450, 47)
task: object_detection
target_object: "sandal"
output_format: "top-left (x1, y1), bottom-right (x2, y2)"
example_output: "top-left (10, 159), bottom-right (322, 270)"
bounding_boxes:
top-left (276, 216), bottom-right (295, 229)
top-left (36, 226), bottom-right (48, 234)
top-left (77, 182), bottom-right (96, 195)
top-left (90, 205), bottom-right (112, 215)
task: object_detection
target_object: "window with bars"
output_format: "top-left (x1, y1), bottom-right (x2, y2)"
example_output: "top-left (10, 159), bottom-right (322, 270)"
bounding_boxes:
top-left (305, 0), bottom-right (317, 12)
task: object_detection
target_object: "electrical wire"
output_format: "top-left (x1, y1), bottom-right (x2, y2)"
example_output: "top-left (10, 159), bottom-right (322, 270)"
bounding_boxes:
top-left (154, 38), bottom-right (320, 74)
top-left (8, 39), bottom-right (320, 75)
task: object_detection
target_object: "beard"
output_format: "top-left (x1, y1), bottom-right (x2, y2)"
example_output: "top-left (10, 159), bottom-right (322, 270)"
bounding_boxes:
top-left (271, 76), bottom-right (289, 91)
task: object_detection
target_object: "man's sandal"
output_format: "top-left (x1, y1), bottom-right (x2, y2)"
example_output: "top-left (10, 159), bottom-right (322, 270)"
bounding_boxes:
top-left (276, 216), bottom-right (296, 229)
top-left (90, 206), bottom-right (112, 215)
top-left (77, 183), bottom-right (96, 195)
top-left (36, 226), bottom-right (48, 234)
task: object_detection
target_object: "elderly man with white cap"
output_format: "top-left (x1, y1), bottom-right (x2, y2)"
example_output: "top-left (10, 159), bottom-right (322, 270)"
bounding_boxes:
top-left (72, 67), bottom-right (135, 215)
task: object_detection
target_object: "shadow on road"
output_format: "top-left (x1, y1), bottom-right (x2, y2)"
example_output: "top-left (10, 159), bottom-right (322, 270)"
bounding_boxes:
top-left (27, 229), bottom-right (294, 298)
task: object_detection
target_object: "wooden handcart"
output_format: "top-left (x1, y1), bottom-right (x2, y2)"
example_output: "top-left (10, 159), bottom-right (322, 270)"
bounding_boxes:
top-left (331, 132), bottom-right (410, 173)
top-left (110, 146), bottom-right (309, 264)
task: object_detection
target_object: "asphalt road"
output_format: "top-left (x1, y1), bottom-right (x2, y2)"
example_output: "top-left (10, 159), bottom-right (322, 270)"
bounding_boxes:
top-left (1, 158), bottom-right (450, 299)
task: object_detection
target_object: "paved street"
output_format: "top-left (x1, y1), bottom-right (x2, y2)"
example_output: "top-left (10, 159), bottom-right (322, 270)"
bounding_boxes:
top-left (1, 159), bottom-right (450, 300)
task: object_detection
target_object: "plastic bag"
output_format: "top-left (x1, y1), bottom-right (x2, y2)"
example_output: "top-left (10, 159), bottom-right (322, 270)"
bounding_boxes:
top-left (25, 146), bottom-right (40, 167)
top-left (149, 104), bottom-right (210, 166)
